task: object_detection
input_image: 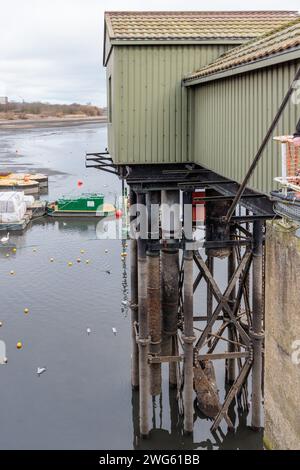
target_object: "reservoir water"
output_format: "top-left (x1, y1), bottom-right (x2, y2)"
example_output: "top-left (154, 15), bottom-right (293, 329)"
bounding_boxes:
top-left (0, 123), bottom-right (262, 449)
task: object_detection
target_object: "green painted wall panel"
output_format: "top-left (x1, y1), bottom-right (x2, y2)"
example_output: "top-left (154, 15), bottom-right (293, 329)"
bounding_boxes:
top-left (191, 60), bottom-right (300, 194)
top-left (107, 44), bottom-right (232, 164)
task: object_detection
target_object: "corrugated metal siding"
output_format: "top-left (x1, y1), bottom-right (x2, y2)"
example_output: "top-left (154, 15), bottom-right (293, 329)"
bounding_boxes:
top-left (192, 60), bottom-right (300, 194)
top-left (108, 44), bottom-right (232, 164)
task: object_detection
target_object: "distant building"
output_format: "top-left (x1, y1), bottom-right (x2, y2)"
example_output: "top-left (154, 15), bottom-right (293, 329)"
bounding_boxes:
top-left (0, 96), bottom-right (8, 105)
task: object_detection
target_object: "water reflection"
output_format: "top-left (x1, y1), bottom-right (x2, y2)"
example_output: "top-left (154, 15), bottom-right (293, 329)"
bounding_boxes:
top-left (131, 387), bottom-right (263, 450)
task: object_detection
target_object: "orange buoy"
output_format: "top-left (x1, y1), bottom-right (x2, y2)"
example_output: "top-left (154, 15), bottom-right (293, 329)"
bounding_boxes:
top-left (115, 209), bottom-right (122, 219)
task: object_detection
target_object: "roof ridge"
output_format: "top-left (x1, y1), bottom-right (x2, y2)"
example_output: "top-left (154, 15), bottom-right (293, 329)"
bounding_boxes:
top-left (105, 11), bottom-right (299, 15)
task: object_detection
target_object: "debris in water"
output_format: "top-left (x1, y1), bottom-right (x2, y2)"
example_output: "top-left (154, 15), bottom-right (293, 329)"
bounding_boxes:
top-left (37, 367), bottom-right (46, 376)
top-left (50, 258), bottom-right (54, 262)
top-left (121, 300), bottom-right (128, 306)
top-left (33, 248), bottom-right (37, 252)
top-left (85, 259), bottom-right (90, 264)
top-left (105, 249), bottom-right (108, 253)
top-left (112, 327), bottom-right (117, 336)
top-left (10, 270), bottom-right (15, 275)
top-left (105, 270), bottom-right (111, 275)
top-left (16, 342), bottom-right (23, 350)
top-left (0, 321), bottom-right (3, 327)
top-left (121, 252), bottom-right (127, 257)
top-left (87, 328), bottom-right (91, 335)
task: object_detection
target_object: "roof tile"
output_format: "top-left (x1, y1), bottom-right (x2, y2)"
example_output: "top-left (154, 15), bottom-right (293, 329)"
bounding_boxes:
top-left (105, 11), bottom-right (300, 41)
top-left (183, 18), bottom-right (300, 82)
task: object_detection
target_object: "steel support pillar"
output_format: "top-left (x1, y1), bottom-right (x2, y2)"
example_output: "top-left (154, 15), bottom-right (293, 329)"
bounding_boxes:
top-left (183, 191), bottom-right (195, 434)
top-left (227, 225), bottom-right (236, 383)
top-left (137, 192), bottom-right (150, 437)
top-left (146, 191), bottom-right (162, 396)
top-left (130, 188), bottom-right (139, 389)
top-left (251, 220), bottom-right (264, 429)
top-left (161, 189), bottom-right (180, 388)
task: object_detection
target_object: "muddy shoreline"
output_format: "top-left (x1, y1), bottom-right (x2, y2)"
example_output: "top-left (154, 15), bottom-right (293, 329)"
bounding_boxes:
top-left (0, 116), bottom-right (107, 130)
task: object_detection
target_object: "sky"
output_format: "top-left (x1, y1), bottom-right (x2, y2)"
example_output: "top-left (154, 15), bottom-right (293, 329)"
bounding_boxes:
top-left (1, 0), bottom-right (300, 107)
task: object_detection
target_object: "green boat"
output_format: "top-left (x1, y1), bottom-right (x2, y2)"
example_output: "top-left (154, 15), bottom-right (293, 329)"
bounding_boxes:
top-left (47, 193), bottom-right (116, 217)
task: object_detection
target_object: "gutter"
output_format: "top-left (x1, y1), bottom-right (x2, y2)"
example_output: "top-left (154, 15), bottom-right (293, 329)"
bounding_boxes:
top-left (182, 47), bottom-right (300, 86)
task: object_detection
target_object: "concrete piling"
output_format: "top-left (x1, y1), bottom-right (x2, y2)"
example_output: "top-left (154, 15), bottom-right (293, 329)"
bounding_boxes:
top-left (251, 220), bottom-right (264, 429)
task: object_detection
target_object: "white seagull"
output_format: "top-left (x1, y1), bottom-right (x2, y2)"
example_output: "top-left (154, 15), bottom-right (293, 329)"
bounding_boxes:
top-left (1, 232), bottom-right (9, 244)
top-left (37, 367), bottom-right (46, 376)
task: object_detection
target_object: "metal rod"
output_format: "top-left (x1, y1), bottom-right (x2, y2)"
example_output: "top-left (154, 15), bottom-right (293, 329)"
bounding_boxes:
top-left (224, 66), bottom-right (300, 223)
top-left (137, 192), bottom-right (150, 437)
top-left (130, 188), bottom-right (139, 389)
top-left (251, 220), bottom-right (264, 430)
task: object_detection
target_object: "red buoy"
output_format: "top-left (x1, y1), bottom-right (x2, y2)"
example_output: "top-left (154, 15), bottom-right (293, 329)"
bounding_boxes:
top-left (77, 180), bottom-right (83, 187)
top-left (115, 209), bottom-right (123, 218)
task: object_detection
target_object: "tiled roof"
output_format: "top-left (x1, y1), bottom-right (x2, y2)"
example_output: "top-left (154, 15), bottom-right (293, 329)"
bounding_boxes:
top-left (183, 18), bottom-right (300, 82)
top-left (105, 11), bottom-right (299, 41)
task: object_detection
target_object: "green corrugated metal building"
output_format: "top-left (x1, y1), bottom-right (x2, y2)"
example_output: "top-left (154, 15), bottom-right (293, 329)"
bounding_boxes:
top-left (103, 11), bottom-right (298, 169)
top-left (183, 19), bottom-right (300, 194)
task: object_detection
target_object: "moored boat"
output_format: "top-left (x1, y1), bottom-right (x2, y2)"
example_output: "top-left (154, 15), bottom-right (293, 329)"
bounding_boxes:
top-left (47, 193), bottom-right (115, 217)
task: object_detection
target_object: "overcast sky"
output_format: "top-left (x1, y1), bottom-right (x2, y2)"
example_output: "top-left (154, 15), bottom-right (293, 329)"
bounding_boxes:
top-left (1, 0), bottom-right (299, 107)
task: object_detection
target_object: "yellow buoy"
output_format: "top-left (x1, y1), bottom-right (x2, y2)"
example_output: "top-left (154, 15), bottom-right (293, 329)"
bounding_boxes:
top-left (80, 249), bottom-right (85, 254)
top-left (125, 243), bottom-right (128, 248)
top-left (6, 253), bottom-right (10, 258)
top-left (68, 261), bottom-right (73, 267)
top-left (12, 248), bottom-right (17, 253)
top-left (24, 308), bottom-right (29, 314)
top-left (121, 252), bottom-right (127, 257)
top-left (16, 342), bottom-right (22, 349)
top-left (10, 270), bottom-right (15, 275)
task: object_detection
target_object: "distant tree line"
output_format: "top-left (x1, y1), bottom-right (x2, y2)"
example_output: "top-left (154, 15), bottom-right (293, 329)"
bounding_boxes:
top-left (0, 101), bottom-right (106, 119)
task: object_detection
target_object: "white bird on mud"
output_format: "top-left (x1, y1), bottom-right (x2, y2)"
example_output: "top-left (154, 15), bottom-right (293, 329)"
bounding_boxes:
top-left (1, 233), bottom-right (9, 244)
top-left (37, 367), bottom-right (46, 376)
top-left (112, 327), bottom-right (117, 336)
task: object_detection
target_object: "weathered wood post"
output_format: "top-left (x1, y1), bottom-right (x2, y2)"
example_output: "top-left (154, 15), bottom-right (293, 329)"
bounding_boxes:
top-left (183, 191), bottom-right (195, 434)
top-left (129, 188), bottom-right (139, 389)
top-left (251, 220), bottom-right (264, 429)
top-left (161, 189), bottom-right (180, 388)
top-left (146, 191), bottom-right (162, 396)
top-left (137, 192), bottom-right (150, 437)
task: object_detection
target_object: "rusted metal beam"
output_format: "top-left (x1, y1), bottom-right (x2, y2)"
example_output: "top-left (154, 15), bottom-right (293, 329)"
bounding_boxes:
top-left (148, 355), bottom-right (183, 364)
top-left (198, 352), bottom-right (249, 361)
top-left (211, 359), bottom-right (252, 431)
